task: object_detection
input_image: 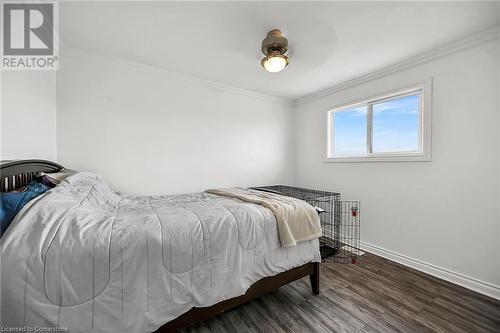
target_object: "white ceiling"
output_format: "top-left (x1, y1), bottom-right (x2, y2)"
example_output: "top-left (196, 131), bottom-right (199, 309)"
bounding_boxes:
top-left (60, 1), bottom-right (500, 100)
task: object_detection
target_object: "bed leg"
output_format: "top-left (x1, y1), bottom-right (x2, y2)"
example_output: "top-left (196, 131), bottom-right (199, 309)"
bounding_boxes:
top-left (310, 262), bottom-right (320, 295)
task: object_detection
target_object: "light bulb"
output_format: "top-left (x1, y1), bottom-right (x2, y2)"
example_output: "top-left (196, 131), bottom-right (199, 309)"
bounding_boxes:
top-left (261, 54), bottom-right (289, 73)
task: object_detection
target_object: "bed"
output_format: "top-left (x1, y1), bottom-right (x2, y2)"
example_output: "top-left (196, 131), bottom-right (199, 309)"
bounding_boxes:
top-left (0, 160), bottom-right (321, 333)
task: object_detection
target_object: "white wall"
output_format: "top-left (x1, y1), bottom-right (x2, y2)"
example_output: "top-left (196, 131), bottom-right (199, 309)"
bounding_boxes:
top-left (56, 48), bottom-right (294, 195)
top-left (0, 71), bottom-right (57, 161)
top-left (294, 40), bottom-right (500, 296)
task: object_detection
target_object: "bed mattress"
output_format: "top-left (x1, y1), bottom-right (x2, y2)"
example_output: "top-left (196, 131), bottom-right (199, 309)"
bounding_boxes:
top-left (1, 172), bottom-right (320, 333)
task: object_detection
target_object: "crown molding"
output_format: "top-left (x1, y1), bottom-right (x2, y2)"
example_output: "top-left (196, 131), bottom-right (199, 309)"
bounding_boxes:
top-left (61, 26), bottom-right (500, 108)
top-left (294, 26), bottom-right (500, 106)
top-left (60, 46), bottom-right (293, 107)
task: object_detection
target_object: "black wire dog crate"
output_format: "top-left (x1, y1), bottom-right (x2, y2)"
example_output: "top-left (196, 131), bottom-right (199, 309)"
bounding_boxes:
top-left (253, 185), bottom-right (361, 264)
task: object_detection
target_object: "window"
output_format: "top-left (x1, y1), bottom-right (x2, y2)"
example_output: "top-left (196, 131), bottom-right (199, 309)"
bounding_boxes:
top-left (332, 106), bottom-right (368, 157)
top-left (327, 86), bottom-right (431, 162)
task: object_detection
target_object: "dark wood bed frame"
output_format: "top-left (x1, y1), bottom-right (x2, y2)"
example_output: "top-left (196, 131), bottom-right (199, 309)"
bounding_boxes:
top-left (157, 262), bottom-right (319, 332)
top-left (0, 159), bottom-right (63, 192)
top-left (0, 159), bottom-right (320, 332)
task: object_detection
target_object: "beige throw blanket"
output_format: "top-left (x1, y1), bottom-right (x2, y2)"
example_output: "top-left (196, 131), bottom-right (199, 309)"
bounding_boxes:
top-left (206, 188), bottom-right (322, 247)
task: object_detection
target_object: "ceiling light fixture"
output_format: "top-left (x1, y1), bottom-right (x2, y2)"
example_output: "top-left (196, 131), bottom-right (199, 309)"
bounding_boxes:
top-left (261, 29), bottom-right (289, 73)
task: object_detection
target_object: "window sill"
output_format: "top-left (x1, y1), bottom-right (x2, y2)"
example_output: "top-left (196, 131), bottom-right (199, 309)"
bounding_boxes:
top-left (324, 154), bottom-right (431, 163)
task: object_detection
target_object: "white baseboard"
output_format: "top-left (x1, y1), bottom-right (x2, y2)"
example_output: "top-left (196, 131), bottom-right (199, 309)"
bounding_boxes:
top-left (360, 241), bottom-right (500, 300)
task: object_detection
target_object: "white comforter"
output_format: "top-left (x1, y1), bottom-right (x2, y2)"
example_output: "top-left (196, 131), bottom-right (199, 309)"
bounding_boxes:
top-left (1, 172), bottom-right (320, 333)
top-left (206, 188), bottom-right (322, 247)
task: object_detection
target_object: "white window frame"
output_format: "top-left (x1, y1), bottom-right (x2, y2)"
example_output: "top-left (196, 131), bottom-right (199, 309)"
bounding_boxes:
top-left (325, 80), bottom-right (432, 162)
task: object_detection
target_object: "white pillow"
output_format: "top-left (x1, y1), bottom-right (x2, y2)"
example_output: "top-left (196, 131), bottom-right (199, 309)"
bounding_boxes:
top-left (42, 169), bottom-right (77, 185)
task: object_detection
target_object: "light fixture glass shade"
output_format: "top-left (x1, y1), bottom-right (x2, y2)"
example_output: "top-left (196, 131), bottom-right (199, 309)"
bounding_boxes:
top-left (261, 54), bottom-right (289, 73)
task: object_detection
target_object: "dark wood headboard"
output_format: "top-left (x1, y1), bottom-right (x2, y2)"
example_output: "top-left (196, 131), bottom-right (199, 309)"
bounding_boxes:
top-left (0, 159), bottom-right (63, 192)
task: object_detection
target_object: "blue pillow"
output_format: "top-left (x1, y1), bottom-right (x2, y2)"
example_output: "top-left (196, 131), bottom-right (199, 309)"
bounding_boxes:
top-left (0, 182), bottom-right (49, 236)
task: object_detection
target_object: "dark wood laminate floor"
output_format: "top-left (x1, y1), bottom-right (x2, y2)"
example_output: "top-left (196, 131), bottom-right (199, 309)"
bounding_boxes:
top-left (181, 253), bottom-right (500, 333)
